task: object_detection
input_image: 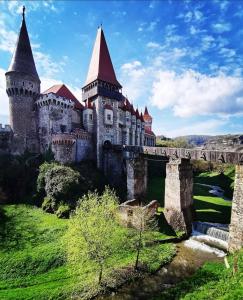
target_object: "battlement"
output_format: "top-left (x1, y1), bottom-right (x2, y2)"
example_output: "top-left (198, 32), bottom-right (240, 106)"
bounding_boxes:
top-left (52, 133), bottom-right (76, 145)
top-left (0, 124), bottom-right (12, 132)
top-left (74, 128), bottom-right (92, 140)
top-left (37, 93), bottom-right (74, 109)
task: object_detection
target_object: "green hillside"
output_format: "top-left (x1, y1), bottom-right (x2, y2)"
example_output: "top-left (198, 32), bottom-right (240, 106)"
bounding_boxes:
top-left (0, 205), bottom-right (175, 300)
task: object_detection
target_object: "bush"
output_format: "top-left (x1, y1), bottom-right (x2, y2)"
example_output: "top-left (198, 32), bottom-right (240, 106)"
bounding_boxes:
top-left (41, 196), bottom-right (57, 213)
top-left (56, 204), bottom-right (71, 219)
top-left (45, 165), bottom-right (80, 203)
top-left (37, 162), bottom-right (59, 194)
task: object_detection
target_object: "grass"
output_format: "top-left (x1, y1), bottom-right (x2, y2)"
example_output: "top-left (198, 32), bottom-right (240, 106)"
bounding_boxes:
top-left (146, 165), bottom-right (233, 224)
top-left (154, 250), bottom-right (243, 300)
top-left (193, 184), bottom-right (232, 224)
top-left (0, 204), bottom-right (175, 300)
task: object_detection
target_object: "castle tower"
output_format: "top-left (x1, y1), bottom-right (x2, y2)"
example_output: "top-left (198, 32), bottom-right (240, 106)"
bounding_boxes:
top-left (143, 106), bottom-right (152, 132)
top-left (5, 7), bottom-right (40, 154)
top-left (82, 27), bottom-right (123, 168)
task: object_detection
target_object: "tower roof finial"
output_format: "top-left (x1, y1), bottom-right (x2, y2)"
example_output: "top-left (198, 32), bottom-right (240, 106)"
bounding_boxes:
top-left (22, 6), bottom-right (25, 19)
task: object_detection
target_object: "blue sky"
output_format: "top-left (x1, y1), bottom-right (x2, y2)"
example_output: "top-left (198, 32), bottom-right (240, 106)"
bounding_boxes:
top-left (0, 0), bottom-right (243, 137)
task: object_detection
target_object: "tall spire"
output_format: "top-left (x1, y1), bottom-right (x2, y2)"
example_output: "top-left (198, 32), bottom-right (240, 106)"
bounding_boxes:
top-left (6, 6), bottom-right (40, 81)
top-left (85, 27), bottom-right (121, 87)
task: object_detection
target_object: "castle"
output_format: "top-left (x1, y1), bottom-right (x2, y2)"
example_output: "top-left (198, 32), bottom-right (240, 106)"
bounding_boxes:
top-left (3, 8), bottom-right (156, 167)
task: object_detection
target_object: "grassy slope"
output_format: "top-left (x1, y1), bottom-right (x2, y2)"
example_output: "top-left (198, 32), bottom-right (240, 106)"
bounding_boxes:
top-left (154, 250), bottom-right (243, 300)
top-left (0, 205), bottom-right (175, 300)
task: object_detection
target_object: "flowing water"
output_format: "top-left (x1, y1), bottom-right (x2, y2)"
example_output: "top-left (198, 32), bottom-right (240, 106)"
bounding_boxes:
top-left (97, 242), bottom-right (223, 300)
top-left (192, 221), bottom-right (229, 250)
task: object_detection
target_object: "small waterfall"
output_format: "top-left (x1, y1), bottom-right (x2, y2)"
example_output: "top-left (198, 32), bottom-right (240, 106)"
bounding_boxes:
top-left (184, 239), bottom-right (226, 257)
top-left (189, 222), bottom-right (229, 251)
top-left (207, 227), bottom-right (229, 242)
top-left (193, 221), bottom-right (229, 241)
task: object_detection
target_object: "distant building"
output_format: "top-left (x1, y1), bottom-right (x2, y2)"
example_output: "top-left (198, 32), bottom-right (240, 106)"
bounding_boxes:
top-left (3, 9), bottom-right (156, 165)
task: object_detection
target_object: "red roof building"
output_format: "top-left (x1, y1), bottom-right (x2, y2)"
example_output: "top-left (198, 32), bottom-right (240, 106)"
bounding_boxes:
top-left (43, 84), bottom-right (83, 110)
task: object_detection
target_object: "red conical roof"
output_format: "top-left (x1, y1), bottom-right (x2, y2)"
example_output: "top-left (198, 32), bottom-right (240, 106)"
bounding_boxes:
top-left (85, 27), bottom-right (121, 88)
top-left (143, 106), bottom-right (152, 121)
top-left (43, 84), bottom-right (83, 110)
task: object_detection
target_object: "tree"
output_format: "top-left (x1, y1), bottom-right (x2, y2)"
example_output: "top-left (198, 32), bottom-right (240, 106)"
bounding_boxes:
top-left (44, 165), bottom-right (80, 202)
top-left (130, 206), bottom-right (158, 270)
top-left (66, 187), bottom-right (123, 285)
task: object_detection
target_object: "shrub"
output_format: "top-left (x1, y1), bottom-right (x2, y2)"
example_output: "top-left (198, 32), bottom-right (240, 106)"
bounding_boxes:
top-left (56, 203), bottom-right (71, 219)
top-left (41, 196), bottom-right (57, 213)
top-left (44, 165), bottom-right (80, 203)
top-left (37, 162), bottom-right (59, 194)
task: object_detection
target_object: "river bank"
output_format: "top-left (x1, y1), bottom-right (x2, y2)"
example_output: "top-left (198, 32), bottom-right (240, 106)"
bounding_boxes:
top-left (97, 241), bottom-right (223, 300)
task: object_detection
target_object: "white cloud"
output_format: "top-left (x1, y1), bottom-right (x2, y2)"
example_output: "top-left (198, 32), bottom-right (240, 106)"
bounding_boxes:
top-left (146, 42), bottom-right (160, 49)
top-left (0, 9), bottom-right (63, 78)
top-left (212, 22), bottom-right (231, 33)
top-left (150, 70), bottom-right (243, 117)
top-left (219, 48), bottom-right (236, 58)
top-left (160, 119), bottom-right (226, 138)
top-left (120, 61), bottom-right (149, 103)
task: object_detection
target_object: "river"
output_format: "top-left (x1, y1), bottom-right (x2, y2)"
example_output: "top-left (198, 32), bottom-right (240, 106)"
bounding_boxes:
top-left (97, 241), bottom-right (223, 300)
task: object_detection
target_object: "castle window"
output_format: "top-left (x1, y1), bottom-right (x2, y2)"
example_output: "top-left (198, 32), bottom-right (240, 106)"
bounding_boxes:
top-left (89, 114), bottom-right (93, 120)
top-left (60, 125), bottom-right (66, 133)
top-left (107, 114), bottom-right (111, 121)
top-left (23, 82), bottom-right (25, 86)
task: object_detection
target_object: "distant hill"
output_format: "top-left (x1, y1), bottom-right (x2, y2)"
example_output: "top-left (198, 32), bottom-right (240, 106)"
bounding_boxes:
top-left (174, 135), bottom-right (211, 146)
top-left (157, 135), bottom-right (211, 146)
top-left (157, 134), bottom-right (243, 148)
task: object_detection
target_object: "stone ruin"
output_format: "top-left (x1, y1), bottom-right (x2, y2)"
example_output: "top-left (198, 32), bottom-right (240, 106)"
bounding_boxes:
top-left (118, 199), bottom-right (159, 229)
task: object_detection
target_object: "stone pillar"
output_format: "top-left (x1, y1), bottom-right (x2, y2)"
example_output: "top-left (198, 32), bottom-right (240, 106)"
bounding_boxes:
top-left (126, 156), bottom-right (147, 200)
top-left (164, 158), bottom-right (193, 235)
top-left (228, 164), bottom-right (243, 252)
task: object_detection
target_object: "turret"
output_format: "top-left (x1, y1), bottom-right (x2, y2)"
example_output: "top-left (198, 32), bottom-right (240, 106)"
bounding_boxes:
top-left (5, 7), bottom-right (40, 154)
top-left (82, 26), bottom-right (122, 168)
top-left (143, 106), bottom-right (152, 132)
top-left (83, 99), bottom-right (94, 133)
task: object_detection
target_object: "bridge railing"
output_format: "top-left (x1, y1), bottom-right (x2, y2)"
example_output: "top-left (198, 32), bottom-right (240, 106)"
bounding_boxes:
top-left (111, 144), bottom-right (243, 164)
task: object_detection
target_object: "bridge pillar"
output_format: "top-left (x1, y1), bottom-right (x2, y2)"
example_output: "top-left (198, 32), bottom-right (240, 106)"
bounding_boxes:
top-left (126, 156), bottom-right (147, 200)
top-left (164, 158), bottom-right (193, 235)
top-left (228, 164), bottom-right (243, 252)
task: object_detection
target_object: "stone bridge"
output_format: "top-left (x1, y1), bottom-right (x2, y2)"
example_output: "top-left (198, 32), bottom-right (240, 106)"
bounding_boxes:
top-left (103, 145), bottom-right (243, 253)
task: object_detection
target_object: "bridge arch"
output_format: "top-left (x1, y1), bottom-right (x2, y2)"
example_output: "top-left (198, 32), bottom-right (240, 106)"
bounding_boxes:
top-left (106, 145), bottom-right (243, 253)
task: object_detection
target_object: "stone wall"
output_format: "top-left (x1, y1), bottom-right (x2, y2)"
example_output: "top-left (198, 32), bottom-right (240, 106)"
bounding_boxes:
top-left (164, 158), bottom-right (193, 235)
top-left (6, 72), bottom-right (40, 154)
top-left (103, 147), bottom-right (125, 188)
top-left (37, 93), bottom-right (74, 153)
top-left (0, 125), bottom-right (12, 154)
top-left (126, 156), bottom-right (148, 200)
top-left (75, 130), bottom-right (94, 161)
top-left (228, 164), bottom-right (243, 252)
top-left (118, 199), bottom-right (159, 228)
top-left (52, 134), bottom-right (76, 164)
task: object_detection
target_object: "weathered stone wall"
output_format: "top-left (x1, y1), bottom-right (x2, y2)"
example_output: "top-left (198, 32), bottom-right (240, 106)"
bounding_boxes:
top-left (6, 72), bottom-right (40, 154)
top-left (103, 148), bottom-right (124, 187)
top-left (76, 137), bottom-right (94, 161)
top-left (118, 199), bottom-right (159, 228)
top-left (52, 134), bottom-right (76, 164)
top-left (0, 125), bottom-right (12, 154)
top-left (228, 164), bottom-right (243, 252)
top-left (126, 156), bottom-right (148, 200)
top-left (37, 93), bottom-right (73, 153)
top-left (164, 158), bottom-right (193, 235)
